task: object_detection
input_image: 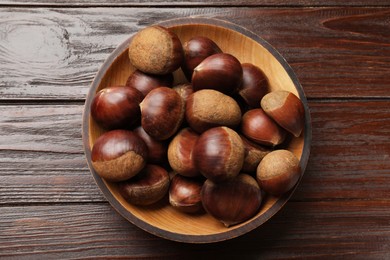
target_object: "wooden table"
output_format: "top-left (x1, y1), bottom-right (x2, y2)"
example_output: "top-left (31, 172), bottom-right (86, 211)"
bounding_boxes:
top-left (1, 1), bottom-right (389, 259)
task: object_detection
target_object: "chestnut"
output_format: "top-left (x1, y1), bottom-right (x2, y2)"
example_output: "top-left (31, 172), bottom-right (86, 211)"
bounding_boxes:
top-left (186, 89), bottom-right (241, 133)
top-left (133, 126), bottom-right (168, 164)
top-left (201, 174), bottom-right (262, 227)
top-left (193, 127), bottom-right (245, 182)
top-left (238, 63), bottom-right (268, 108)
top-left (91, 130), bottom-right (148, 182)
top-left (172, 83), bottom-right (193, 102)
top-left (126, 70), bottom-right (174, 97)
top-left (192, 53), bottom-right (243, 95)
top-left (181, 36), bottom-right (222, 81)
top-left (167, 128), bottom-right (200, 177)
top-left (128, 25), bottom-right (184, 75)
top-left (91, 85), bottom-right (143, 130)
top-left (241, 108), bottom-right (286, 147)
top-left (140, 87), bottom-right (185, 140)
top-left (261, 90), bottom-right (305, 137)
top-left (169, 174), bottom-right (204, 213)
top-left (241, 135), bottom-right (272, 174)
top-left (256, 149), bottom-right (301, 196)
top-left (118, 164), bottom-right (170, 206)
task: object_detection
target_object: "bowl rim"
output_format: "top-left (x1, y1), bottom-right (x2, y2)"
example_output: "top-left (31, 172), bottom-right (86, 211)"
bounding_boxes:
top-left (82, 17), bottom-right (312, 243)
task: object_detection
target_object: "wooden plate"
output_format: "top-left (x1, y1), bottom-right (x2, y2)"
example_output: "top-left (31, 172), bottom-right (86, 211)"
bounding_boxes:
top-left (82, 17), bottom-right (312, 243)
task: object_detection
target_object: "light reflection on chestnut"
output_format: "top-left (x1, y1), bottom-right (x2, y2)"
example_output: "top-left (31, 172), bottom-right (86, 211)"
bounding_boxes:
top-left (238, 63), bottom-right (268, 108)
top-left (118, 164), bottom-right (170, 206)
top-left (192, 53), bottom-right (243, 95)
top-left (91, 129), bottom-right (148, 182)
top-left (91, 85), bottom-right (143, 130)
top-left (241, 108), bottom-right (286, 147)
top-left (126, 69), bottom-right (174, 97)
top-left (169, 174), bottom-right (204, 213)
top-left (201, 174), bottom-right (262, 227)
top-left (140, 87), bottom-right (185, 140)
top-left (182, 36), bottom-right (222, 81)
top-left (193, 126), bottom-right (244, 182)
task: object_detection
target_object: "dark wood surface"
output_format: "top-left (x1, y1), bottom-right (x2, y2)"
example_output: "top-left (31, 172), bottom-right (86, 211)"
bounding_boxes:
top-left (0, 1), bottom-right (389, 259)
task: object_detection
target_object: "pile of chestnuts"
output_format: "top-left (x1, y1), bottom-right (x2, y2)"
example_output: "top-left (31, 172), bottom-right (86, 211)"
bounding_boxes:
top-left (90, 25), bottom-right (305, 227)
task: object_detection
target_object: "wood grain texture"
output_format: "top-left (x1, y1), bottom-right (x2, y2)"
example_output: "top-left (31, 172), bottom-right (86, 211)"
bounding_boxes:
top-left (0, 201), bottom-right (389, 259)
top-left (0, 101), bottom-right (388, 205)
top-left (0, 7), bottom-right (389, 100)
top-left (2, 0), bottom-right (390, 7)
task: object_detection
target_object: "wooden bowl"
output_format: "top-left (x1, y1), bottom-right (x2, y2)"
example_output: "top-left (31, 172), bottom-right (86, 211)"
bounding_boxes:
top-left (82, 17), bottom-right (312, 243)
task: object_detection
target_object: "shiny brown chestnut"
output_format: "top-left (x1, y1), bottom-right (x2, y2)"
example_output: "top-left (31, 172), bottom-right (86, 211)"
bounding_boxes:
top-left (118, 164), bottom-right (170, 206)
top-left (140, 87), bottom-right (185, 140)
top-left (126, 70), bottom-right (174, 97)
top-left (193, 127), bottom-right (245, 182)
top-left (167, 128), bottom-right (200, 177)
top-left (133, 126), bottom-right (168, 164)
top-left (186, 89), bottom-right (241, 133)
top-left (172, 83), bottom-right (193, 102)
top-left (169, 174), bottom-right (204, 213)
top-left (241, 108), bottom-right (286, 147)
top-left (91, 85), bottom-right (143, 130)
top-left (128, 25), bottom-right (184, 75)
top-left (91, 130), bottom-right (148, 182)
top-left (241, 135), bottom-right (272, 174)
top-left (238, 63), bottom-right (268, 108)
top-left (192, 53), bottom-right (243, 95)
top-left (261, 90), bottom-right (305, 137)
top-left (256, 149), bottom-right (301, 196)
top-left (201, 174), bottom-right (262, 227)
top-left (181, 36), bottom-right (222, 81)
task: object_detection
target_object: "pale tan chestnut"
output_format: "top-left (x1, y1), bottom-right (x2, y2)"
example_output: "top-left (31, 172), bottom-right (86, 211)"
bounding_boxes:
top-left (118, 164), bottom-right (170, 206)
top-left (168, 128), bottom-right (200, 177)
top-left (186, 89), bottom-right (241, 133)
top-left (128, 25), bottom-right (184, 75)
top-left (256, 149), bottom-right (301, 196)
top-left (261, 90), bottom-right (305, 137)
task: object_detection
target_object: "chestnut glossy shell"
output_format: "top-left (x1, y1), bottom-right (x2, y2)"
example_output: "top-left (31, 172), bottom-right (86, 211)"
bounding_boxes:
top-left (182, 36), bottom-right (222, 81)
top-left (241, 108), bottom-right (286, 147)
top-left (118, 164), bottom-right (170, 205)
top-left (201, 174), bottom-right (262, 227)
top-left (192, 53), bottom-right (243, 95)
top-left (91, 130), bottom-right (148, 182)
top-left (140, 87), bottom-right (185, 140)
top-left (193, 126), bottom-right (245, 182)
top-left (126, 70), bottom-right (174, 97)
top-left (91, 86), bottom-right (143, 130)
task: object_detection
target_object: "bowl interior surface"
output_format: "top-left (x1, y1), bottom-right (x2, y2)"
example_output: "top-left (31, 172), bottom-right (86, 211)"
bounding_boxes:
top-left (84, 18), bottom-right (311, 243)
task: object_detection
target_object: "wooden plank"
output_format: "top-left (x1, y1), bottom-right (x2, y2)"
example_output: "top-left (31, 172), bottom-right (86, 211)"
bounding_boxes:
top-left (0, 100), bottom-right (389, 204)
top-left (295, 100), bottom-right (390, 200)
top-left (0, 201), bottom-right (388, 259)
top-left (1, 0), bottom-right (390, 7)
top-left (0, 8), bottom-right (389, 100)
